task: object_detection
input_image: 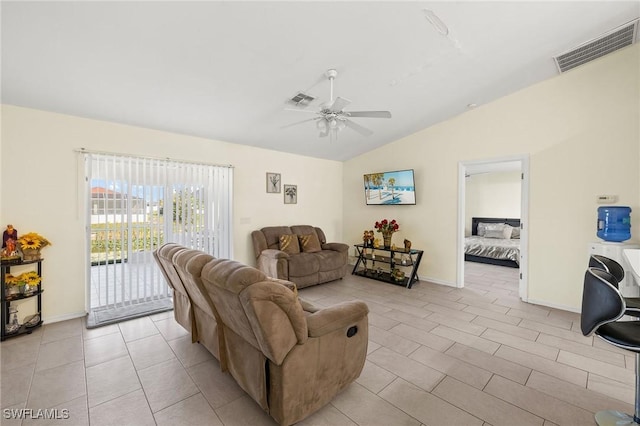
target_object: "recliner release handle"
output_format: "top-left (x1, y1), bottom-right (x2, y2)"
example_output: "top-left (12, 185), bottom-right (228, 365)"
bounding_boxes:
top-left (347, 326), bottom-right (358, 338)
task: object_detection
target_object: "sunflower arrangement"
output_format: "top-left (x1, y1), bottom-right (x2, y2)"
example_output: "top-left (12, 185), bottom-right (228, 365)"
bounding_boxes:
top-left (16, 232), bottom-right (52, 250)
top-left (3, 272), bottom-right (40, 287)
top-left (4, 274), bottom-right (20, 286)
top-left (19, 271), bottom-right (41, 286)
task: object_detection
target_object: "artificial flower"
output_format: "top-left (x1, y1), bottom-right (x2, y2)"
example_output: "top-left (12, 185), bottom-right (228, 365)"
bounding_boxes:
top-left (17, 232), bottom-right (51, 250)
top-left (374, 219), bottom-right (399, 233)
top-left (4, 274), bottom-right (20, 286)
top-left (20, 271), bottom-right (41, 286)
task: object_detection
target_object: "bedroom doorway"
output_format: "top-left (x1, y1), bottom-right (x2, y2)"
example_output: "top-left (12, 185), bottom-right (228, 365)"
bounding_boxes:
top-left (457, 156), bottom-right (529, 301)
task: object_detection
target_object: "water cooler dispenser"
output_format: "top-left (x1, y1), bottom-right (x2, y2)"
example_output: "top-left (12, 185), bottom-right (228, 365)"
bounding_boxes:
top-left (597, 206), bottom-right (631, 242)
top-left (591, 206), bottom-right (638, 296)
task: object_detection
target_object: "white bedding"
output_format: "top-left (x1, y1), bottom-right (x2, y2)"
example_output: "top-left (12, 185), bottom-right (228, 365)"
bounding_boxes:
top-left (464, 236), bottom-right (520, 265)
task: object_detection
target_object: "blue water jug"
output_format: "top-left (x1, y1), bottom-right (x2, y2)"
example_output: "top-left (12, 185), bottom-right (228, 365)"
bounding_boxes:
top-left (597, 206), bottom-right (632, 242)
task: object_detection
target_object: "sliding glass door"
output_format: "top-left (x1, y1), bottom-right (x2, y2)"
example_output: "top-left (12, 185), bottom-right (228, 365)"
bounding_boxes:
top-left (83, 152), bottom-right (232, 326)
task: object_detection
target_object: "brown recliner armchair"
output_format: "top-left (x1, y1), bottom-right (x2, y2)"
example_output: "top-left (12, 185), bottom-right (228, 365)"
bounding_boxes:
top-left (199, 258), bottom-right (369, 426)
top-left (251, 225), bottom-right (349, 288)
top-left (153, 243), bottom-right (194, 334)
top-left (172, 248), bottom-right (220, 357)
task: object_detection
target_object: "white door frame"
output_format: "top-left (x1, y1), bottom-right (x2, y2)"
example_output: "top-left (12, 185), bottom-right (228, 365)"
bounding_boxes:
top-left (457, 155), bottom-right (529, 301)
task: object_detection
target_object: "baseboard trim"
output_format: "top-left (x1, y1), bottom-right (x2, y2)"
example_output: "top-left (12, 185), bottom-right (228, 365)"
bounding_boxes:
top-left (43, 311), bottom-right (87, 324)
top-left (526, 298), bottom-right (580, 313)
top-left (419, 276), bottom-right (457, 288)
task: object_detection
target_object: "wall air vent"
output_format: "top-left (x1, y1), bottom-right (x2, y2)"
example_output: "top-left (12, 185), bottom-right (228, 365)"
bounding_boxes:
top-left (288, 92), bottom-right (315, 106)
top-left (554, 19), bottom-right (639, 73)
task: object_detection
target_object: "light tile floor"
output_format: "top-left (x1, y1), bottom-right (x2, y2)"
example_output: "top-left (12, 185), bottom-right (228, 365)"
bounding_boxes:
top-left (1, 262), bottom-right (634, 425)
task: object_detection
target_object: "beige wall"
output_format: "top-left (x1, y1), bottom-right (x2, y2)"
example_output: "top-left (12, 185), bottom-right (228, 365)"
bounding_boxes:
top-left (344, 44), bottom-right (640, 310)
top-left (0, 106), bottom-right (343, 322)
top-left (465, 171), bottom-right (521, 236)
top-left (2, 44), bottom-right (638, 321)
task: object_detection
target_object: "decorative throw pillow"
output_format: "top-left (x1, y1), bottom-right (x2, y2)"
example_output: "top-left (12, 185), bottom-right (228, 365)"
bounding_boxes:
top-left (279, 234), bottom-right (300, 254)
top-left (298, 233), bottom-right (322, 253)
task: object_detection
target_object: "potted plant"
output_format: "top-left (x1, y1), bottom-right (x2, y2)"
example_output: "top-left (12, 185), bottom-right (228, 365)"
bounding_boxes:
top-left (374, 219), bottom-right (399, 249)
top-left (16, 232), bottom-right (51, 261)
top-left (18, 271), bottom-right (41, 294)
top-left (4, 271), bottom-right (40, 297)
top-left (4, 273), bottom-right (21, 297)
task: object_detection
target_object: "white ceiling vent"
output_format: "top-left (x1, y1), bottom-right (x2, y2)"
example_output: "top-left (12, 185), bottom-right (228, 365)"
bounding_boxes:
top-left (288, 92), bottom-right (315, 106)
top-left (554, 19), bottom-right (639, 73)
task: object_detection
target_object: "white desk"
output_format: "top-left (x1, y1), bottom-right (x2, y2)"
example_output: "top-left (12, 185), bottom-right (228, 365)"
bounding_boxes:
top-left (623, 249), bottom-right (640, 285)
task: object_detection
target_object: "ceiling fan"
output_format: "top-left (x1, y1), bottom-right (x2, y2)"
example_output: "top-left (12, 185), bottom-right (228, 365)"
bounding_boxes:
top-left (284, 69), bottom-right (392, 140)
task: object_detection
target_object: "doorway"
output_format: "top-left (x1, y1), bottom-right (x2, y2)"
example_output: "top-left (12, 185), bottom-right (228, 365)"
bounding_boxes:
top-left (457, 156), bottom-right (529, 301)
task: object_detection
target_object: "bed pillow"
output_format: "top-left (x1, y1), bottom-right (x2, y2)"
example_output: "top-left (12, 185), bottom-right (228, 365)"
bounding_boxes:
top-left (477, 222), bottom-right (505, 236)
top-left (279, 234), bottom-right (300, 254)
top-left (485, 224), bottom-right (513, 239)
top-left (511, 226), bottom-right (520, 239)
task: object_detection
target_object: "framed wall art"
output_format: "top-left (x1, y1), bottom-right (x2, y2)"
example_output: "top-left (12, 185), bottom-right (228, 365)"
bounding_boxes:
top-left (266, 172), bottom-right (281, 193)
top-left (284, 184), bottom-right (297, 204)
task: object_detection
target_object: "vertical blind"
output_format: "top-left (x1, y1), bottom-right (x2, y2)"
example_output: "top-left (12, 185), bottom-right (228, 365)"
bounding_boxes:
top-left (84, 152), bottom-right (233, 311)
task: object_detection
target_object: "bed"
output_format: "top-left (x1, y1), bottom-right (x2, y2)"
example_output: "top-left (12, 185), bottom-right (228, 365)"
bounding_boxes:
top-left (464, 217), bottom-right (521, 268)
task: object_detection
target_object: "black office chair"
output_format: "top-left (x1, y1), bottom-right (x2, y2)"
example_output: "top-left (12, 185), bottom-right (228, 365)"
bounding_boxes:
top-left (581, 267), bottom-right (640, 425)
top-left (589, 254), bottom-right (640, 316)
top-left (590, 254), bottom-right (625, 282)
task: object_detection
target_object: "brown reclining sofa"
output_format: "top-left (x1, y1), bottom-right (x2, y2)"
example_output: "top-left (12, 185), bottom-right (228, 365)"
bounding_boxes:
top-left (153, 243), bottom-right (369, 426)
top-left (251, 225), bottom-right (349, 288)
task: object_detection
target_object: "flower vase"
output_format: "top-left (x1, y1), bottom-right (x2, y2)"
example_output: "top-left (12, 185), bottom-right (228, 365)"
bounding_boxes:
top-left (6, 286), bottom-right (19, 298)
top-left (21, 248), bottom-right (41, 261)
top-left (382, 231), bottom-right (393, 249)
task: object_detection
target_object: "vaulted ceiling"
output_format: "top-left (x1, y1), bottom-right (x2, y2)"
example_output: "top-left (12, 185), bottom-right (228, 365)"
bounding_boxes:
top-left (2, 1), bottom-right (639, 161)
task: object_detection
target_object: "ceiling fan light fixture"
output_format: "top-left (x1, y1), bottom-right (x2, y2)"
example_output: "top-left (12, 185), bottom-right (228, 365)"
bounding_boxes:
top-left (317, 120), bottom-right (327, 131)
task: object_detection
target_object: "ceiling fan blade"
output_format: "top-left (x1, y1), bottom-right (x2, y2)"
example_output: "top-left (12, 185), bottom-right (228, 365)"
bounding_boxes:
top-left (281, 117), bottom-right (319, 129)
top-left (345, 119), bottom-right (374, 137)
top-left (346, 111), bottom-right (392, 118)
top-left (329, 97), bottom-right (351, 112)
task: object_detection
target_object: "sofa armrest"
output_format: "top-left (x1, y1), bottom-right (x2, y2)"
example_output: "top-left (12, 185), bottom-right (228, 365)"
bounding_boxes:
top-left (306, 301), bottom-right (369, 338)
top-left (251, 230), bottom-right (268, 259)
top-left (298, 297), bottom-right (321, 314)
top-left (321, 242), bottom-right (349, 253)
top-left (257, 249), bottom-right (290, 280)
top-left (260, 249), bottom-right (290, 260)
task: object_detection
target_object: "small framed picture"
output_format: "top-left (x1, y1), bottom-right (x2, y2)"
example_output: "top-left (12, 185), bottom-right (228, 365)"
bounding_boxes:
top-left (266, 172), bottom-right (281, 193)
top-left (284, 184), bottom-right (297, 204)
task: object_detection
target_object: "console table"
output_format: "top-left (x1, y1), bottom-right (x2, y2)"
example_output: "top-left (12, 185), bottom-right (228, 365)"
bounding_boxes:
top-left (352, 244), bottom-right (423, 289)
